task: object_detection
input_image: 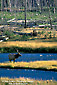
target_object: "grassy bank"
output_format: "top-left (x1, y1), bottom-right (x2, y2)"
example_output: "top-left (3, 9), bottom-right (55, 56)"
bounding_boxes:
top-left (0, 61), bottom-right (57, 71)
top-left (0, 41), bottom-right (57, 53)
top-left (0, 46), bottom-right (57, 53)
top-left (0, 77), bottom-right (57, 85)
top-left (0, 41), bottom-right (57, 48)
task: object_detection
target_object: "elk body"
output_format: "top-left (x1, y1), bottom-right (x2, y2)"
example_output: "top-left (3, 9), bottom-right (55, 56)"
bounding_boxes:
top-left (8, 52), bottom-right (22, 62)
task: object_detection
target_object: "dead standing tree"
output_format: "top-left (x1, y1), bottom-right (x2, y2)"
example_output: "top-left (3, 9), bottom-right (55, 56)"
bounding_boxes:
top-left (1, 0), bottom-right (4, 11)
top-left (47, 0), bottom-right (53, 29)
top-left (24, 0), bottom-right (27, 28)
top-left (9, 0), bottom-right (12, 12)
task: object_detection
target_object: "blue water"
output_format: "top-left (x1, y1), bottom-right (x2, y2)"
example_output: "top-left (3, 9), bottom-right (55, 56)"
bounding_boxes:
top-left (0, 53), bottom-right (57, 62)
top-left (0, 68), bottom-right (57, 80)
top-left (0, 53), bottom-right (57, 80)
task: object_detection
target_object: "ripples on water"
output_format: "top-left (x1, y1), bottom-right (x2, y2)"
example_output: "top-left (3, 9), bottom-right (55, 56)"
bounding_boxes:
top-left (0, 53), bottom-right (57, 80)
top-left (0, 53), bottom-right (57, 62)
top-left (0, 68), bottom-right (57, 80)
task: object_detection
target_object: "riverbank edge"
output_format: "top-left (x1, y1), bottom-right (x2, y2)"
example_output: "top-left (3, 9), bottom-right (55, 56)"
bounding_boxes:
top-left (0, 46), bottom-right (57, 53)
top-left (0, 66), bottom-right (57, 72)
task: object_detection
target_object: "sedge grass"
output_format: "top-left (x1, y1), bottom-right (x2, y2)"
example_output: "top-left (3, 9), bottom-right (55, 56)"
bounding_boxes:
top-left (0, 41), bottom-right (57, 48)
top-left (0, 60), bottom-right (57, 71)
top-left (0, 45), bottom-right (57, 53)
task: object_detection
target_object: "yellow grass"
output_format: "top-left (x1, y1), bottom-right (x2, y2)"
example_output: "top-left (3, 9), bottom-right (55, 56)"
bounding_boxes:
top-left (20, 28), bottom-right (57, 39)
top-left (0, 60), bottom-right (57, 70)
top-left (0, 41), bottom-right (57, 48)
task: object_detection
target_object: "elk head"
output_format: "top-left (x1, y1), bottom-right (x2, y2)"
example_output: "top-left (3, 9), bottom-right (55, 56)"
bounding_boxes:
top-left (14, 50), bottom-right (22, 58)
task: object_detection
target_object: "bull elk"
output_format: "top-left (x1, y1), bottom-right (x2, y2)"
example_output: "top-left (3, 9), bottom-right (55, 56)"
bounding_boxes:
top-left (8, 50), bottom-right (22, 62)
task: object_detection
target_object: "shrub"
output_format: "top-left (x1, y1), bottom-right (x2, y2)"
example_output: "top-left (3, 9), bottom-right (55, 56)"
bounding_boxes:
top-left (4, 30), bottom-right (14, 38)
top-left (45, 34), bottom-right (47, 39)
top-left (19, 35), bottom-right (30, 41)
top-left (32, 30), bottom-right (38, 36)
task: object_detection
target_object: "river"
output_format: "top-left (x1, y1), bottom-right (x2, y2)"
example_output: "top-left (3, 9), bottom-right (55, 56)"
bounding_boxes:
top-left (0, 53), bottom-right (57, 80)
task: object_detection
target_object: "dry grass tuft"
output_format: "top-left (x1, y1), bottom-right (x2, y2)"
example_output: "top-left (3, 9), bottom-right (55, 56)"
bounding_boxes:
top-left (0, 60), bottom-right (57, 70)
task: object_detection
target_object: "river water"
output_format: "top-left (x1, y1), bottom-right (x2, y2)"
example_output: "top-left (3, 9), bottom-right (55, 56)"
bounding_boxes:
top-left (0, 53), bottom-right (57, 80)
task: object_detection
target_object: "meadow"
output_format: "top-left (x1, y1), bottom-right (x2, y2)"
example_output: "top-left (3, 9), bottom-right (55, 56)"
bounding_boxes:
top-left (0, 41), bottom-right (57, 53)
top-left (0, 41), bottom-right (57, 48)
top-left (0, 9), bottom-right (57, 25)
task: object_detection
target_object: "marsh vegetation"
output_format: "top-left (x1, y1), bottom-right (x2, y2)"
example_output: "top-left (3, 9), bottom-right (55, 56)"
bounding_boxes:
top-left (0, 77), bottom-right (57, 85)
top-left (0, 60), bottom-right (57, 71)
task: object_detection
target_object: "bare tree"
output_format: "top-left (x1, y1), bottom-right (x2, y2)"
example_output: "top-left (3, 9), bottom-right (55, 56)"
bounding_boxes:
top-left (36, 0), bottom-right (41, 11)
top-left (47, 0), bottom-right (52, 29)
top-left (28, 0), bottom-right (32, 10)
top-left (53, 0), bottom-right (56, 14)
top-left (44, 0), bottom-right (47, 7)
top-left (24, 0), bottom-right (27, 28)
top-left (9, 0), bottom-right (12, 12)
top-left (1, 0), bottom-right (4, 11)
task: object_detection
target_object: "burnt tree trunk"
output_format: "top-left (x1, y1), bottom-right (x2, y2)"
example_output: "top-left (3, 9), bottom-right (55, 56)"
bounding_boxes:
top-left (47, 0), bottom-right (53, 29)
top-left (24, 0), bottom-right (27, 28)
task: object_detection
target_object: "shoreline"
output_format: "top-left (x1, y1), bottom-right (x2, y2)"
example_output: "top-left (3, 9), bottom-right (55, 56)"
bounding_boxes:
top-left (0, 41), bottom-right (57, 53)
top-left (0, 46), bottom-right (57, 53)
top-left (0, 66), bottom-right (57, 72)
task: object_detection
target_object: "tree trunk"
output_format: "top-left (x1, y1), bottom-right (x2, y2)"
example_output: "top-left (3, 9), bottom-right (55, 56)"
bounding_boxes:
top-left (9, 0), bottom-right (12, 12)
top-left (47, 0), bottom-right (52, 29)
top-left (53, 0), bottom-right (56, 14)
top-left (1, 0), bottom-right (4, 11)
top-left (4, 0), bottom-right (7, 11)
top-left (24, 0), bottom-right (27, 28)
top-left (36, 0), bottom-right (40, 10)
top-left (14, 0), bottom-right (17, 8)
top-left (40, 0), bottom-right (43, 13)
top-left (54, 7), bottom-right (55, 14)
top-left (44, 0), bottom-right (47, 6)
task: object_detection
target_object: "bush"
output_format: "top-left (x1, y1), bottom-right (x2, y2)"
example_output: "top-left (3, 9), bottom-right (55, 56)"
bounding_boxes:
top-left (45, 35), bottom-right (47, 39)
top-left (49, 34), bottom-right (52, 39)
top-left (4, 30), bottom-right (14, 38)
top-left (20, 35), bottom-right (30, 41)
top-left (32, 30), bottom-right (38, 36)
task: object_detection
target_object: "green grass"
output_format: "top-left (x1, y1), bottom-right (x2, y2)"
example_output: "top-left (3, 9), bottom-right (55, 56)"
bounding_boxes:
top-left (0, 11), bottom-right (57, 25)
top-left (0, 46), bottom-right (57, 53)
